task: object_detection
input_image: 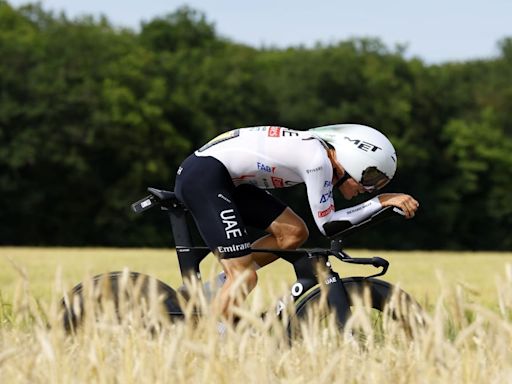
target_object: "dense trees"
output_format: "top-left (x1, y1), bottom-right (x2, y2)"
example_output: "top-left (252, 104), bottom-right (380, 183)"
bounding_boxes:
top-left (1, 2), bottom-right (510, 249)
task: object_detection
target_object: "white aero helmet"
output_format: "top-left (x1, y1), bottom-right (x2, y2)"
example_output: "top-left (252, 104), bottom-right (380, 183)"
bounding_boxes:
top-left (310, 124), bottom-right (397, 191)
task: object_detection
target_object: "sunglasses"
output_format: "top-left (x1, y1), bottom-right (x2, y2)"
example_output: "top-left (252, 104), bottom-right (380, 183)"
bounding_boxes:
top-left (334, 166), bottom-right (390, 192)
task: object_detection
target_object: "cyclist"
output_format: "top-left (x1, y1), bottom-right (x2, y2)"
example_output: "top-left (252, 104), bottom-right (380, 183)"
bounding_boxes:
top-left (174, 124), bottom-right (419, 319)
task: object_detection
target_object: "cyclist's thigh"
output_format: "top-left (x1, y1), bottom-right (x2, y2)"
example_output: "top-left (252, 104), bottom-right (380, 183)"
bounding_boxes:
top-left (175, 155), bottom-right (252, 259)
top-left (267, 207), bottom-right (309, 247)
top-left (233, 184), bottom-right (287, 230)
top-left (267, 207), bottom-right (308, 233)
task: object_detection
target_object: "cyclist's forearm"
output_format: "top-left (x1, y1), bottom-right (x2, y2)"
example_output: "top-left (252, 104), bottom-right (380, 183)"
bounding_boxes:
top-left (330, 196), bottom-right (382, 225)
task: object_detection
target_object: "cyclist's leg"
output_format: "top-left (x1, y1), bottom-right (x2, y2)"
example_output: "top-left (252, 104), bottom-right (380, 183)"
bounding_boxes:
top-left (217, 254), bottom-right (257, 320)
top-left (233, 184), bottom-right (309, 268)
top-left (252, 207), bottom-right (309, 267)
top-left (175, 155), bottom-right (257, 318)
top-left (175, 155), bottom-right (252, 259)
top-left (207, 187), bottom-right (309, 314)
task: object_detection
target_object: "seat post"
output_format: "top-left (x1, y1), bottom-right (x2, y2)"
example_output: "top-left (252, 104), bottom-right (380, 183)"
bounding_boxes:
top-left (167, 203), bottom-right (193, 248)
top-left (165, 199), bottom-right (210, 284)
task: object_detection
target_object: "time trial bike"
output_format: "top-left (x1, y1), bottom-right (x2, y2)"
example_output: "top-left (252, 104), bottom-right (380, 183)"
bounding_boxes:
top-left (62, 187), bottom-right (425, 339)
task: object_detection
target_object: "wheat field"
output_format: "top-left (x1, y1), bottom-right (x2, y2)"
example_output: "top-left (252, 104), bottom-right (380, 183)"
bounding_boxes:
top-left (1, 247), bottom-right (512, 383)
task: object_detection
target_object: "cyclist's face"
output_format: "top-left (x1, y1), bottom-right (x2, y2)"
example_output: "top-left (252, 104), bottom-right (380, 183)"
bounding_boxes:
top-left (331, 163), bottom-right (365, 200)
top-left (337, 175), bottom-right (365, 200)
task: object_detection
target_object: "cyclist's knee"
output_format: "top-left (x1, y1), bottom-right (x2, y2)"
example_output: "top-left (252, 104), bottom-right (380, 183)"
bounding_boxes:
top-left (277, 223), bottom-right (309, 249)
top-left (269, 208), bottom-right (309, 249)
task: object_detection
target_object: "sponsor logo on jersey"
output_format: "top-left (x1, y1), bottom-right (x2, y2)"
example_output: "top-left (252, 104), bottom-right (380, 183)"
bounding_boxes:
top-left (319, 191), bottom-right (333, 203)
top-left (268, 126), bottom-right (300, 138)
top-left (271, 176), bottom-right (285, 188)
top-left (232, 174), bottom-right (255, 183)
top-left (217, 194), bottom-right (232, 203)
top-left (318, 204), bottom-right (335, 218)
top-left (346, 201), bottom-right (372, 214)
top-left (217, 242), bottom-right (251, 254)
top-left (306, 166), bottom-right (323, 174)
top-left (257, 162), bottom-right (276, 173)
top-left (324, 180), bottom-right (332, 187)
top-left (268, 126), bottom-right (281, 137)
top-left (344, 136), bottom-right (382, 152)
top-left (282, 129), bottom-right (299, 137)
top-left (220, 209), bottom-right (242, 239)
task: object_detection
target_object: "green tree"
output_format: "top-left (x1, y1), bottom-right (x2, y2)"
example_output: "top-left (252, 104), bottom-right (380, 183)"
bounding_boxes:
top-left (1, 1), bottom-right (511, 249)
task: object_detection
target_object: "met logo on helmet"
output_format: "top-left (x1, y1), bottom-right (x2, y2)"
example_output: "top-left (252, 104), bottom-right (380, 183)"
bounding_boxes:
top-left (344, 136), bottom-right (382, 152)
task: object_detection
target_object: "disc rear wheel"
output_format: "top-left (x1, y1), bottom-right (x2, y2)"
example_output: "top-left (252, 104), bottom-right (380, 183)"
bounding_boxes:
top-left (62, 271), bottom-right (183, 332)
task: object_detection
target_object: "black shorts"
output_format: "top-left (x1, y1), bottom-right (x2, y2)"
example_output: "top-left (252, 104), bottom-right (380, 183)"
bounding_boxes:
top-left (174, 154), bottom-right (287, 258)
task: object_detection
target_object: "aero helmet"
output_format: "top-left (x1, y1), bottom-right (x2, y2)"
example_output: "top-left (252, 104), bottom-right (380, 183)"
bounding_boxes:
top-left (310, 124), bottom-right (397, 191)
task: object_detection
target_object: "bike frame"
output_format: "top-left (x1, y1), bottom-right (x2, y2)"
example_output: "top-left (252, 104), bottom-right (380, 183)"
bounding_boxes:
top-left (133, 187), bottom-right (398, 326)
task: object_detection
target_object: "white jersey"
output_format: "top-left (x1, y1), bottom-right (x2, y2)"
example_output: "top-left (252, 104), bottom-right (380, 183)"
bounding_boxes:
top-left (196, 126), bottom-right (381, 235)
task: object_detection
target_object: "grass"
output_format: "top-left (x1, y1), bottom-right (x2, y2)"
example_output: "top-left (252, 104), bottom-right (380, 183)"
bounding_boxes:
top-left (1, 247), bottom-right (512, 383)
top-left (1, 247), bottom-right (510, 306)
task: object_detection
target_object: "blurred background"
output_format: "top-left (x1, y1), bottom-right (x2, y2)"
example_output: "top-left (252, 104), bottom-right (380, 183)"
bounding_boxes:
top-left (1, 0), bottom-right (511, 250)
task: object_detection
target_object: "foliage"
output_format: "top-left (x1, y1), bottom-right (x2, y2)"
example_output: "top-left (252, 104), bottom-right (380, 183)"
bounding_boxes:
top-left (0, 1), bottom-right (511, 249)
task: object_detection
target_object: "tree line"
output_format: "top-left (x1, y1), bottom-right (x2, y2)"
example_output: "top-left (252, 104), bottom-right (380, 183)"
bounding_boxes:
top-left (1, 1), bottom-right (511, 250)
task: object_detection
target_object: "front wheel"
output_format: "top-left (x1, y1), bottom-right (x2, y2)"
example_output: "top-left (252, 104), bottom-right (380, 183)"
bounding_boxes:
top-left (290, 277), bottom-right (425, 341)
top-left (62, 271), bottom-right (184, 332)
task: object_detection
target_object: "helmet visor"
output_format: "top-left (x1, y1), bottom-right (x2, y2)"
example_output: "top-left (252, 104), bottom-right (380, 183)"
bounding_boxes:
top-left (360, 166), bottom-right (390, 192)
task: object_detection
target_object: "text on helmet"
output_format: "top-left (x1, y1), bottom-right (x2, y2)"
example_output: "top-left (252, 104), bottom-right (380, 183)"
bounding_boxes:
top-left (344, 136), bottom-right (382, 152)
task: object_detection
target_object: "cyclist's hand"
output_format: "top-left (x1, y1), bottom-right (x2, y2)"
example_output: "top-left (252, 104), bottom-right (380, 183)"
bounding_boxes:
top-left (378, 193), bottom-right (419, 219)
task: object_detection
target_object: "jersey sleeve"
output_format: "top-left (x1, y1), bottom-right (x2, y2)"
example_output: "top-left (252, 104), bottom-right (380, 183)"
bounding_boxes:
top-left (299, 151), bottom-right (336, 235)
top-left (322, 197), bottom-right (383, 236)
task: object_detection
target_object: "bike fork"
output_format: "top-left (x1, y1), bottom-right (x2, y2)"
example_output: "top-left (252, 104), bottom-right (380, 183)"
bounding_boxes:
top-left (325, 271), bottom-right (351, 327)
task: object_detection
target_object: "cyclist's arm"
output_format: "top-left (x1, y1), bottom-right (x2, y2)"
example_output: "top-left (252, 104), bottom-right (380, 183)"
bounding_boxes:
top-left (321, 197), bottom-right (382, 236)
top-left (329, 196), bottom-right (382, 223)
top-left (299, 147), bottom-right (385, 236)
top-left (303, 161), bottom-right (382, 236)
top-left (378, 193), bottom-right (419, 219)
top-left (300, 151), bottom-right (336, 236)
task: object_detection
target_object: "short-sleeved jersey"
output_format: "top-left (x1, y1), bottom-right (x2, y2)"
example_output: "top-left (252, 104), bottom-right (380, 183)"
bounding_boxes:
top-left (195, 126), bottom-right (335, 234)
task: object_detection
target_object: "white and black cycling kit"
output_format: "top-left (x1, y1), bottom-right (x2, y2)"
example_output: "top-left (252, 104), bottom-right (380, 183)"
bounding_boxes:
top-left (174, 126), bottom-right (383, 258)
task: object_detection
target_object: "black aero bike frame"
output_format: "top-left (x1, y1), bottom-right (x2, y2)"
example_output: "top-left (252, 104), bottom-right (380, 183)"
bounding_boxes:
top-left (64, 186), bottom-right (421, 333)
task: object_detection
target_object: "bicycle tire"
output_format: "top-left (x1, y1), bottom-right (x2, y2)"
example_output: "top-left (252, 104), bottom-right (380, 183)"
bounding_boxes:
top-left (289, 277), bottom-right (425, 340)
top-left (62, 271), bottom-right (184, 332)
